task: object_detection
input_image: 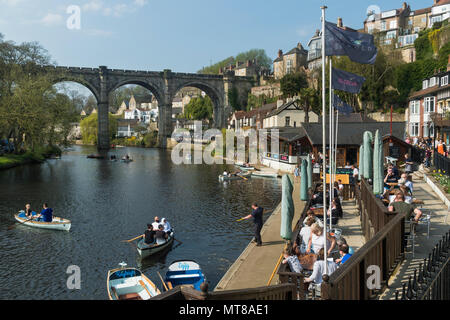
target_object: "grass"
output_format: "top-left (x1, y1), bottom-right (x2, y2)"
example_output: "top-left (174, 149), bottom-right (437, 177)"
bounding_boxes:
top-left (0, 150), bottom-right (49, 170)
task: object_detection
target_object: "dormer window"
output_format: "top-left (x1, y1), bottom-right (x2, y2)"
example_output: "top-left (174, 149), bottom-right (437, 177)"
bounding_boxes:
top-left (442, 75), bottom-right (449, 86)
top-left (423, 80), bottom-right (428, 89)
top-left (429, 77), bottom-right (436, 87)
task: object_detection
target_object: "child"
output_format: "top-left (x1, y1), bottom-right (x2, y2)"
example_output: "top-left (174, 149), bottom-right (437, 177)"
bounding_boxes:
top-left (281, 249), bottom-right (303, 273)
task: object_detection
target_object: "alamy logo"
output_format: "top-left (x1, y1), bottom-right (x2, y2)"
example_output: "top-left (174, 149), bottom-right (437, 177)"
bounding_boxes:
top-left (366, 265), bottom-right (381, 290)
top-left (66, 265), bottom-right (81, 290)
top-left (66, 5), bottom-right (81, 30)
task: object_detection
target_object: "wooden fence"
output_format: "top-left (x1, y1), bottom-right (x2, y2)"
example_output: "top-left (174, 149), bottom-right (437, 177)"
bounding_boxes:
top-left (434, 149), bottom-right (450, 175)
top-left (150, 283), bottom-right (297, 300)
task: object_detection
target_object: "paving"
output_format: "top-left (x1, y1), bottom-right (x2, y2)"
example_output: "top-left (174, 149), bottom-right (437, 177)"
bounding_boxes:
top-left (378, 172), bottom-right (450, 300)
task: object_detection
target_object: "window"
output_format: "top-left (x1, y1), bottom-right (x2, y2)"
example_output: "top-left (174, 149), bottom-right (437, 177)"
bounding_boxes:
top-left (442, 75), bottom-right (449, 86)
top-left (414, 27), bottom-right (421, 33)
top-left (285, 116), bottom-right (291, 127)
top-left (410, 100), bottom-right (420, 114)
top-left (410, 123), bottom-right (419, 136)
top-left (423, 80), bottom-right (428, 89)
top-left (386, 30), bottom-right (396, 39)
top-left (368, 25), bottom-right (374, 34)
top-left (429, 77), bottom-right (436, 87)
top-left (390, 20), bottom-right (397, 29)
top-left (286, 59), bottom-right (293, 74)
top-left (408, 19), bottom-right (413, 25)
top-left (381, 21), bottom-right (387, 31)
top-left (422, 17), bottom-right (426, 23)
top-left (423, 123), bottom-right (434, 138)
top-left (424, 97), bottom-right (435, 113)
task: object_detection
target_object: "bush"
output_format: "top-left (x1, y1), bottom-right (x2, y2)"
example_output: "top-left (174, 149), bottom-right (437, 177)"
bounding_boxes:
top-left (143, 131), bottom-right (159, 148)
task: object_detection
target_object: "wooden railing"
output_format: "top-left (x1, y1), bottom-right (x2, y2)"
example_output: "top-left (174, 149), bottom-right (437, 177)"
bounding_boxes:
top-left (150, 283), bottom-right (297, 300)
top-left (434, 149), bottom-right (450, 176)
top-left (321, 210), bottom-right (406, 300)
top-left (357, 178), bottom-right (398, 241)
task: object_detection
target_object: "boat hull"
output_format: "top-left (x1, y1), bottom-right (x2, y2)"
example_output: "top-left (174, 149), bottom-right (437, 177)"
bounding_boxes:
top-left (107, 267), bottom-right (160, 300)
top-left (14, 213), bottom-right (71, 231)
top-left (219, 172), bottom-right (251, 181)
top-left (165, 260), bottom-right (206, 291)
top-left (137, 234), bottom-right (174, 259)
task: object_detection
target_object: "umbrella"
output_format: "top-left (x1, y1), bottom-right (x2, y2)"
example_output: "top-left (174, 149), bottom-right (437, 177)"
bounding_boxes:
top-left (363, 131), bottom-right (373, 180)
top-left (300, 159), bottom-right (308, 201)
top-left (280, 174), bottom-right (295, 240)
top-left (373, 129), bottom-right (384, 195)
top-left (359, 145), bottom-right (364, 181)
top-left (307, 154), bottom-right (313, 189)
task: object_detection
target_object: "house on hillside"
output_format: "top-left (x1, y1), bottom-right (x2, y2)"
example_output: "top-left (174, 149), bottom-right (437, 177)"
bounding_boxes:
top-left (263, 100), bottom-right (319, 129)
top-left (273, 43), bottom-right (308, 80)
top-left (117, 119), bottom-right (146, 138)
top-left (228, 102), bottom-right (277, 130)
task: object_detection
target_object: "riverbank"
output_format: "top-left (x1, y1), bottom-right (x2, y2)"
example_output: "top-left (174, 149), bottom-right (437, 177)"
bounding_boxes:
top-left (0, 153), bottom-right (44, 170)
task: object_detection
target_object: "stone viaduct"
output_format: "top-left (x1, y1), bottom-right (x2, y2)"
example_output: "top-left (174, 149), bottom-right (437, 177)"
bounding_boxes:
top-left (44, 65), bottom-right (254, 149)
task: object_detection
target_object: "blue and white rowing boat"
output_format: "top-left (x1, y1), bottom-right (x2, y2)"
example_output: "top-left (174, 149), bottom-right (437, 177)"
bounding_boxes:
top-left (15, 211), bottom-right (71, 231)
top-left (164, 260), bottom-right (206, 291)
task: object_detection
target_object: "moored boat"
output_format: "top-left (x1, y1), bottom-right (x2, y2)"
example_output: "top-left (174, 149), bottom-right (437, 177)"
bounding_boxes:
top-left (251, 171), bottom-right (280, 178)
top-left (219, 171), bottom-right (251, 181)
top-left (235, 164), bottom-right (255, 171)
top-left (164, 260), bottom-right (206, 291)
top-left (136, 232), bottom-right (174, 259)
top-left (14, 211), bottom-right (71, 231)
top-left (107, 262), bottom-right (160, 300)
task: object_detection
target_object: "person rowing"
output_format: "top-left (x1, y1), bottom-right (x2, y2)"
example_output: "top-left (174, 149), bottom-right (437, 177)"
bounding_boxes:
top-left (35, 203), bottom-right (53, 222)
top-left (143, 224), bottom-right (156, 245)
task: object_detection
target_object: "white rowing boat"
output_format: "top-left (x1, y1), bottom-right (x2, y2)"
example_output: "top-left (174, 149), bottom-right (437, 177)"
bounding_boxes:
top-left (107, 262), bottom-right (160, 300)
top-left (252, 171), bottom-right (279, 178)
top-left (14, 211), bottom-right (71, 231)
top-left (137, 232), bottom-right (174, 259)
top-left (219, 171), bottom-right (252, 181)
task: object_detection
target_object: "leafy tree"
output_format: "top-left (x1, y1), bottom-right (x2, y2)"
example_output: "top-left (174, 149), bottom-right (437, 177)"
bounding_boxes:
top-left (246, 93), bottom-right (277, 111)
top-left (298, 88), bottom-right (320, 123)
top-left (198, 49), bottom-right (272, 74)
top-left (183, 96), bottom-right (213, 121)
top-left (228, 87), bottom-right (241, 111)
top-left (80, 113), bottom-right (118, 145)
top-left (280, 72), bottom-right (308, 98)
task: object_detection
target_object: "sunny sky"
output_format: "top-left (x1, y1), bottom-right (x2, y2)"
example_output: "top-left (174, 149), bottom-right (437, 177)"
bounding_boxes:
top-left (0, 0), bottom-right (434, 73)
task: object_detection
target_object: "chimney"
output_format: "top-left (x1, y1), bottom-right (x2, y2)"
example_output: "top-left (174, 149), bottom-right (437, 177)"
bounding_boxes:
top-left (434, 0), bottom-right (439, 5)
top-left (402, 2), bottom-right (407, 10)
top-left (447, 54), bottom-right (450, 72)
top-left (337, 17), bottom-right (343, 28)
top-left (297, 42), bottom-right (303, 49)
top-left (278, 49), bottom-right (283, 58)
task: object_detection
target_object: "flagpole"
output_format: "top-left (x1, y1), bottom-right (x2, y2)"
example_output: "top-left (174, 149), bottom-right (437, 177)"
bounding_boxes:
top-left (329, 58), bottom-right (333, 233)
top-left (321, 5), bottom-right (328, 275)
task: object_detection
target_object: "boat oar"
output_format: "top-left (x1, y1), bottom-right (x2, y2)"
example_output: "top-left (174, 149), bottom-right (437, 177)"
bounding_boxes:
top-left (238, 173), bottom-right (248, 181)
top-left (157, 271), bottom-right (169, 291)
top-left (236, 218), bottom-right (245, 222)
top-left (8, 215), bottom-right (36, 230)
top-left (122, 235), bottom-right (143, 243)
top-left (267, 243), bottom-right (288, 286)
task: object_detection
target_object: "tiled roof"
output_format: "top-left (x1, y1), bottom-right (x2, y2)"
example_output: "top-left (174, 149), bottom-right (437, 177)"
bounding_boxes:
top-left (434, 0), bottom-right (450, 7)
top-left (409, 83), bottom-right (450, 99)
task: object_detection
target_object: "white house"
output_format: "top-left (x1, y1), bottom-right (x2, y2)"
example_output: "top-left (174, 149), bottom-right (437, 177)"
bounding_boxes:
top-left (263, 100), bottom-right (319, 129)
top-left (124, 108), bottom-right (153, 124)
top-left (430, 0), bottom-right (450, 27)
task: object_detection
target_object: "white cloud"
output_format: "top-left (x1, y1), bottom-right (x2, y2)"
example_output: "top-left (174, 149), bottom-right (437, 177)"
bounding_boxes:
top-left (82, 0), bottom-right (103, 12)
top-left (41, 13), bottom-right (64, 26)
top-left (82, 0), bottom-right (148, 17)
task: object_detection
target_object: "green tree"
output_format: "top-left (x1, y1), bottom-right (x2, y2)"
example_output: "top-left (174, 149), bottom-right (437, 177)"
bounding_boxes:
top-left (198, 49), bottom-right (272, 74)
top-left (280, 72), bottom-right (308, 98)
top-left (298, 88), bottom-right (320, 123)
top-left (183, 96), bottom-right (213, 121)
top-left (228, 87), bottom-right (241, 111)
top-left (80, 113), bottom-right (118, 145)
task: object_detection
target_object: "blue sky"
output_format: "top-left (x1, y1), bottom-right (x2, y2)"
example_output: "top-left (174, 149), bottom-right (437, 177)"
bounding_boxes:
top-left (0, 0), bottom-right (433, 73)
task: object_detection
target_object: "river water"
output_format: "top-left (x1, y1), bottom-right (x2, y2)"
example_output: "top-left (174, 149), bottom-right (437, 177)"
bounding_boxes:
top-left (0, 145), bottom-right (281, 299)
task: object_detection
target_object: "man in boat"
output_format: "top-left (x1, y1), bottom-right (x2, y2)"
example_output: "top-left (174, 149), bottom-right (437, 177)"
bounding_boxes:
top-left (152, 216), bottom-right (161, 230)
top-left (155, 224), bottom-right (168, 244)
top-left (143, 224), bottom-right (156, 245)
top-left (161, 218), bottom-right (172, 233)
top-left (24, 203), bottom-right (34, 218)
top-left (35, 203), bottom-right (53, 222)
top-left (240, 203), bottom-right (264, 247)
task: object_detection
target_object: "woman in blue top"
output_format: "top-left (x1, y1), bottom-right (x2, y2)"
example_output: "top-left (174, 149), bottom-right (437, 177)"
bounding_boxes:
top-left (36, 203), bottom-right (53, 222)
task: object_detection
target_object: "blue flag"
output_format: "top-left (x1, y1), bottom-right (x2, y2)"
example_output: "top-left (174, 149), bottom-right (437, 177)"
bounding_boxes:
top-left (333, 94), bottom-right (353, 116)
top-left (332, 68), bottom-right (366, 94)
top-left (325, 21), bottom-right (378, 65)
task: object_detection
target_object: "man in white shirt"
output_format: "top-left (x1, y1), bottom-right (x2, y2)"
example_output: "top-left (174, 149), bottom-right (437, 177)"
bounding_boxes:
top-left (152, 216), bottom-right (161, 230)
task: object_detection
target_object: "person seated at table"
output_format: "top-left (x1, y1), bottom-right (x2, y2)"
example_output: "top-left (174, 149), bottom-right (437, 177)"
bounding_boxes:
top-left (388, 190), bottom-right (423, 222)
top-left (306, 223), bottom-right (336, 256)
top-left (327, 197), bottom-right (343, 219)
top-left (303, 209), bottom-right (322, 227)
top-left (398, 173), bottom-right (413, 194)
top-left (400, 154), bottom-right (414, 175)
top-left (281, 248), bottom-right (303, 273)
top-left (384, 167), bottom-right (399, 184)
top-left (335, 244), bottom-right (352, 265)
top-left (299, 217), bottom-right (315, 253)
top-left (336, 237), bottom-right (354, 255)
top-left (304, 248), bottom-right (338, 290)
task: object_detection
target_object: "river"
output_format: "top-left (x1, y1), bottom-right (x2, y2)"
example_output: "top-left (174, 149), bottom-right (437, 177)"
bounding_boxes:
top-left (0, 145), bottom-right (281, 299)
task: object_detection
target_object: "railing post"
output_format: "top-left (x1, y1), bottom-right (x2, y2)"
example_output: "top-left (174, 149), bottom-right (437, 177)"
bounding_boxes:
top-left (321, 274), bottom-right (330, 300)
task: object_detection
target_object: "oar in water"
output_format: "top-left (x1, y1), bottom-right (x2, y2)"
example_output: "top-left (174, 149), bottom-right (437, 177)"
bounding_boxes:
top-left (8, 215), bottom-right (37, 230)
top-left (236, 218), bottom-right (245, 222)
top-left (122, 235), bottom-right (143, 243)
top-left (157, 271), bottom-right (169, 291)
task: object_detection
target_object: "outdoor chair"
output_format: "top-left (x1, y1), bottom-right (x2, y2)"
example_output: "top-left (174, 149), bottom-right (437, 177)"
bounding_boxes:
top-left (404, 219), bottom-right (417, 258)
top-left (417, 209), bottom-right (432, 239)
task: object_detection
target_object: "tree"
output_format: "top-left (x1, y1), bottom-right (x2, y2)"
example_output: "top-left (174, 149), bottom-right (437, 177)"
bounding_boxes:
top-left (80, 113), bottom-right (118, 145)
top-left (183, 96), bottom-right (213, 121)
top-left (198, 49), bottom-right (272, 74)
top-left (228, 87), bottom-right (241, 111)
top-left (280, 72), bottom-right (308, 98)
top-left (298, 88), bottom-right (320, 123)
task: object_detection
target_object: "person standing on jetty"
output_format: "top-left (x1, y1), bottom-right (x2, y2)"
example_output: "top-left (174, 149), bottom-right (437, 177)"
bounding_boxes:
top-left (241, 203), bottom-right (264, 247)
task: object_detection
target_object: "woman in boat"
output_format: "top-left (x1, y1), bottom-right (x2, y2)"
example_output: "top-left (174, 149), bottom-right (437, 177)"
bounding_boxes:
top-left (155, 225), bottom-right (168, 244)
top-left (24, 203), bottom-right (34, 218)
top-left (161, 218), bottom-right (172, 233)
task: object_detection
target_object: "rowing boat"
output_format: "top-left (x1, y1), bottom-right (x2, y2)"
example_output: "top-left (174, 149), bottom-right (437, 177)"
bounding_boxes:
top-left (164, 260), bottom-right (206, 291)
top-left (251, 171), bottom-right (280, 178)
top-left (235, 164), bottom-right (255, 171)
top-left (107, 262), bottom-right (160, 300)
top-left (219, 171), bottom-right (252, 181)
top-left (121, 158), bottom-right (133, 163)
top-left (136, 232), bottom-right (174, 259)
top-left (14, 211), bottom-right (71, 231)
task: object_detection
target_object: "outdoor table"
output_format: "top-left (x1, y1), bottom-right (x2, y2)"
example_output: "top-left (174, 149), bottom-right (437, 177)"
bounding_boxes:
top-left (298, 253), bottom-right (317, 271)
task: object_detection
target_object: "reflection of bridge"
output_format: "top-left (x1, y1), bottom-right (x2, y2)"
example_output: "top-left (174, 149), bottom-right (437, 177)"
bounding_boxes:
top-left (44, 65), bottom-right (254, 149)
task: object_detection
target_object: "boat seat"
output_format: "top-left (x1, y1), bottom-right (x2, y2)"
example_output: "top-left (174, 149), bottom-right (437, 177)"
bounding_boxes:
top-left (119, 293), bottom-right (142, 300)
